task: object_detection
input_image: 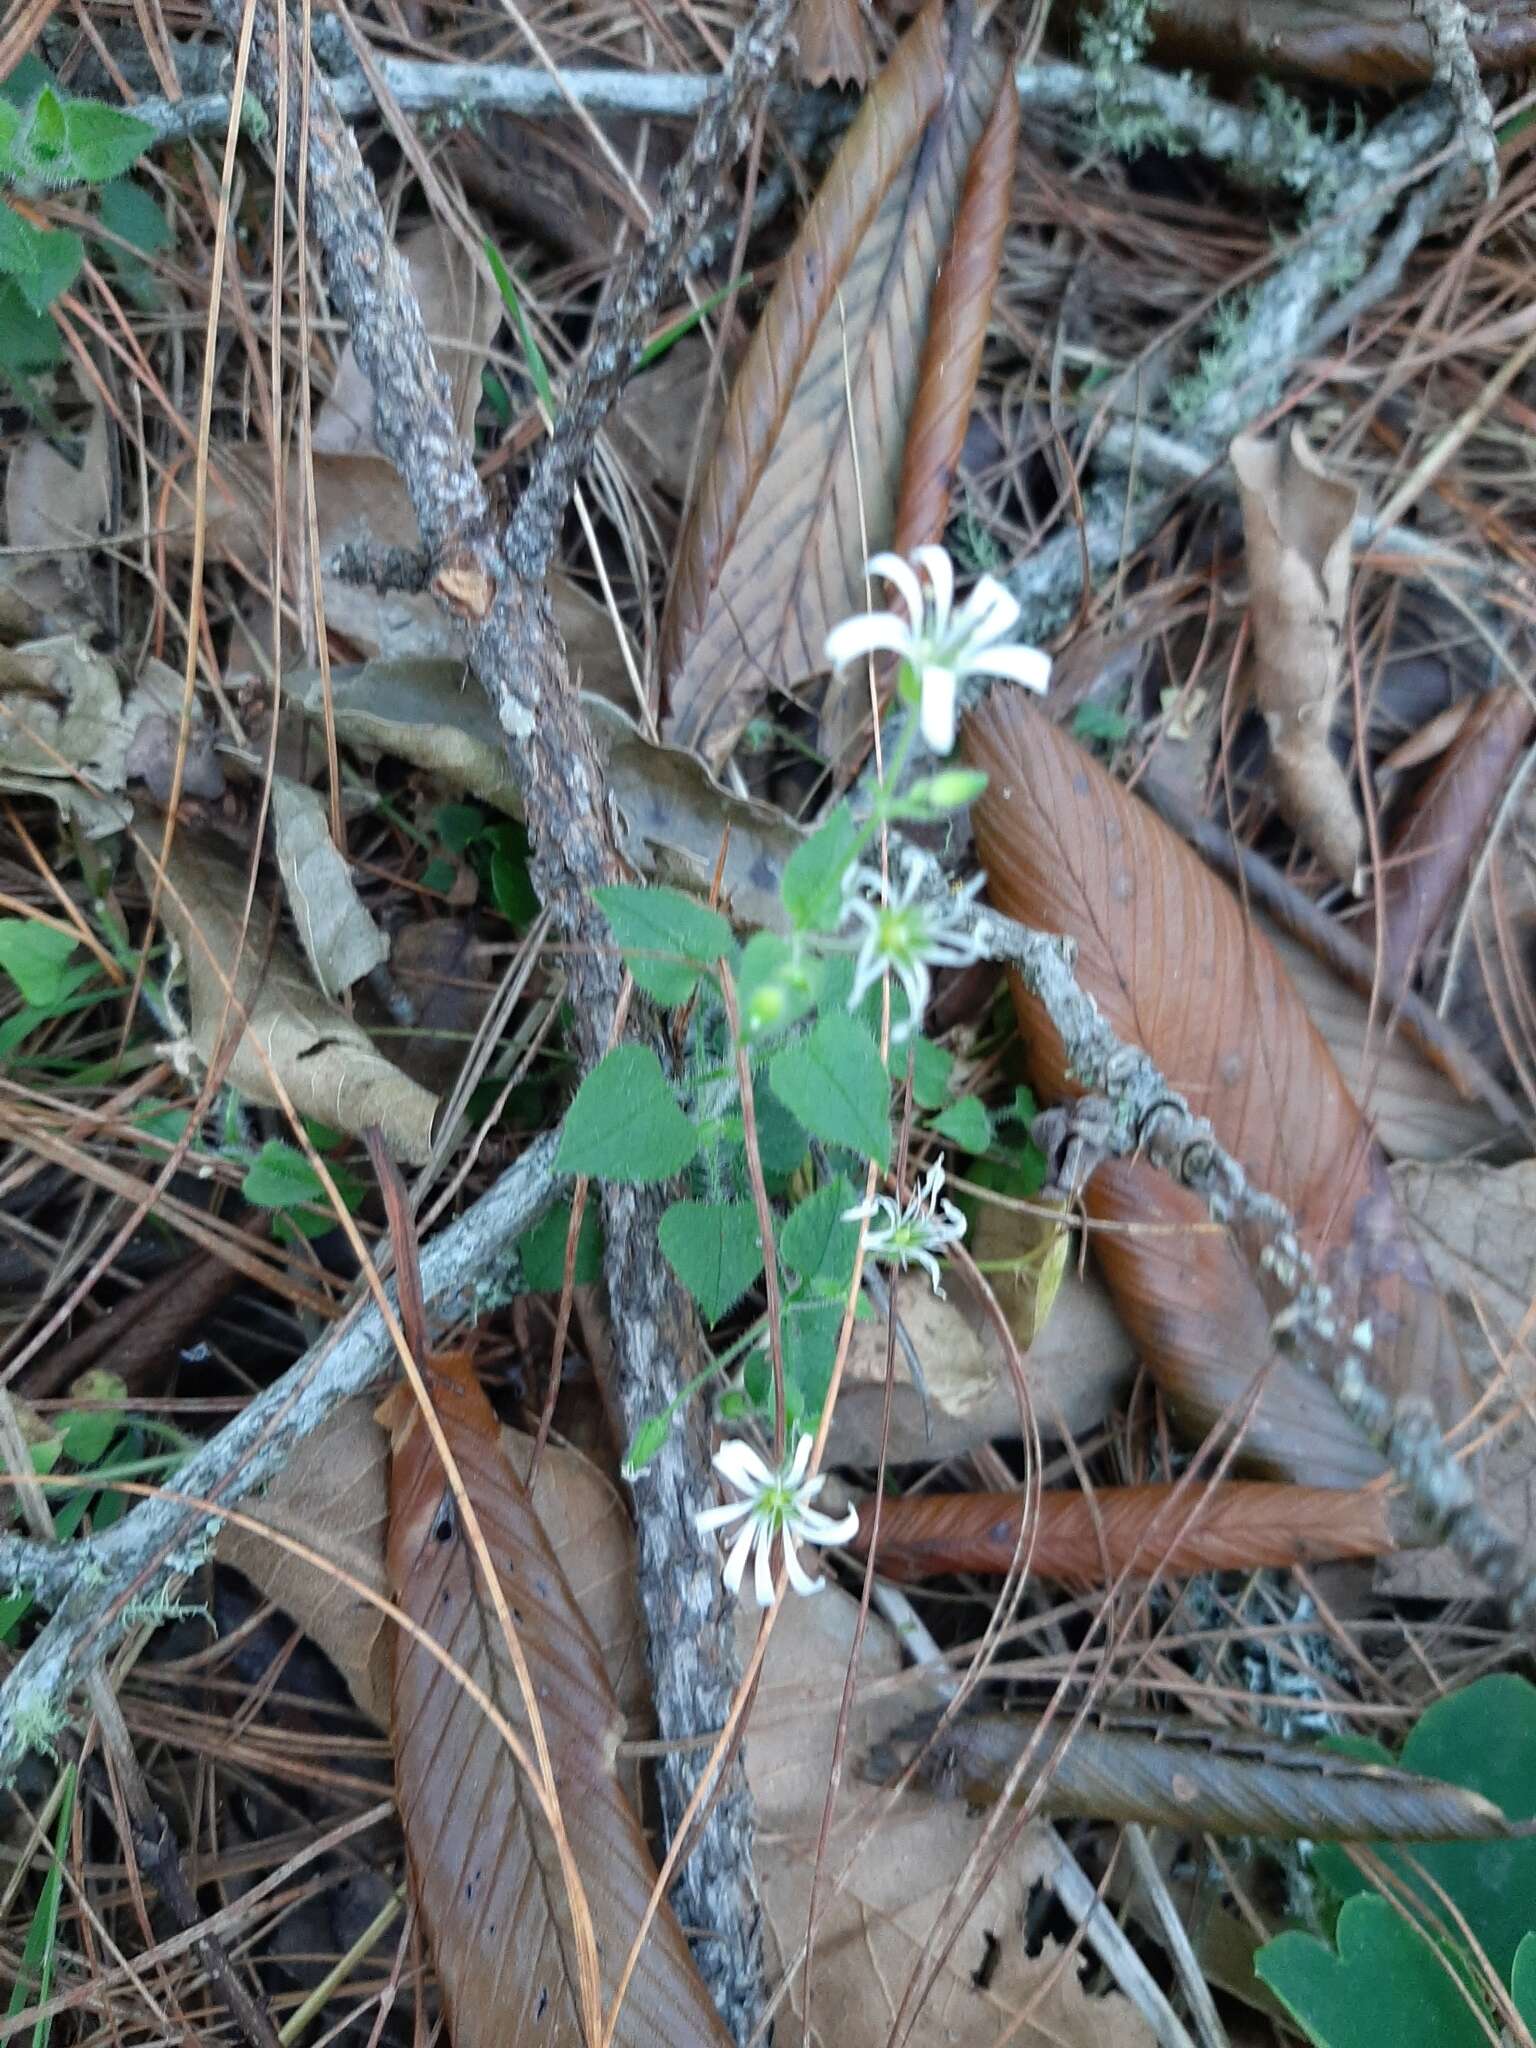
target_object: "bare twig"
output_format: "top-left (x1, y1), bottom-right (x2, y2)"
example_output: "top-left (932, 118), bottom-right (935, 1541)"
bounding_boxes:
top-left (1415, 0), bottom-right (1500, 195)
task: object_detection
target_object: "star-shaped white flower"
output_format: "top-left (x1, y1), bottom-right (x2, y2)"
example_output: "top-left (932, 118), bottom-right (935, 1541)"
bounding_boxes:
top-left (844, 1160), bottom-right (968, 1296)
top-left (695, 1434), bottom-right (859, 1606)
top-left (824, 544), bottom-right (1051, 754)
top-left (843, 861), bottom-right (987, 1041)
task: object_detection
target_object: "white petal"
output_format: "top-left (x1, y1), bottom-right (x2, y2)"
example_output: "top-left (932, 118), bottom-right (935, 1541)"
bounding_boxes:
top-left (958, 575), bottom-right (1021, 646)
top-left (721, 1518), bottom-right (758, 1596)
top-left (825, 613), bottom-right (911, 671)
top-left (910, 1246), bottom-right (946, 1292)
top-left (753, 1523), bottom-right (777, 1606)
top-left (695, 1499), bottom-right (754, 1534)
top-left (713, 1438), bottom-right (773, 1494)
top-left (866, 551), bottom-right (926, 630)
top-left (919, 668), bottom-right (958, 755)
top-left (785, 1432), bottom-right (815, 1489)
top-left (970, 643), bottom-right (1052, 694)
top-left (918, 1160), bottom-right (946, 1207)
top-left (911, 545), bottom-right (954, 634)
top-left (796, 1502), bottom-right (861, 1546)
top-left (781, 1528), bottom-right (824, 1596)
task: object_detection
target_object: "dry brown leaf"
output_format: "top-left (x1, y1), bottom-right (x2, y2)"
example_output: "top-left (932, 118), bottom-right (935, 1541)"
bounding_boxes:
top-left (792, 0), bottom-right (875, 86)
top-left (853, 1481), bottom-right (1395, 1583)
top-left (661, 3), bottom-right (1006, 768)
top-left (268, 775), bottom-right (389, 997)
top-left (138, 824), bottom-right (437, 1161)
top-left (833, 1247), bottom-right (1134, 1464)
top-left (0, 634), bottom-right (137, 835)
top-left (1, 404), bottom-right (110, 625)
top-left (1232, 425), bottom-right (1363, 888)
top-left (217, 1395), bottom-right (647, 1733)
top-left (1262, 920), bottom-right (1505, 1161)
top-left (890, 65), bottom-right (1018, 563)
top-left (385, 1347), bottom-right (728, 2048)
top-left (966, 692), bottom-right (1467, 1486)
top-left (744, 1584), bottom-right (1154, 2047)
top-left (1366, 688), bottom-right (1535, 987)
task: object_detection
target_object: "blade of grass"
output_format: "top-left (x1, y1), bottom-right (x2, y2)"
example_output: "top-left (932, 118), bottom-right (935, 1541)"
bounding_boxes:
top-left (483, 238), bottom-right (558, 419)
top-left (6, 1760), bottom-right (77, 2047)
top-left (637, 274), bottom-right (753, 369)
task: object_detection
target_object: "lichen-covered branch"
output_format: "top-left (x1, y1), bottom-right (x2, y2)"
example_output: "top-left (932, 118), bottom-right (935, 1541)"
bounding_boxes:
top-left (1415, 0), bottom-right (1500, 195)
top-left (0, 1134), bottom-right (560, 1779)
top-left (203, 3), bottom-right (783, 2030)
top-left (956, 899), bottom-right (1536, 1628)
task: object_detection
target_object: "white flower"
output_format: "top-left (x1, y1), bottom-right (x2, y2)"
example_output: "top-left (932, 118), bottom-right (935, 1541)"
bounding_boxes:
top-left (824, 544), bottom-right (1051, 755)
top-left (695, 1434), bottom-right (859, 1606)
top-left (844, 1160), bottom-right (967, 1297)
top-left (842, 862), bottom-right (987, 1042)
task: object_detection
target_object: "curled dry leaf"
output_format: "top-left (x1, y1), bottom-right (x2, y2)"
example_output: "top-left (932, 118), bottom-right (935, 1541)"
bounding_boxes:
top-left (965, 691), bottom-right (1467, 1486)
top-left (877, 1712), bottom-right (1513, 1842)
top-left (1365, 687), bottom-right (1535, 987)
top-left (0, 634), bottom-right (138, 836)
top-left (834, 1232), bottom-right (1134, 1464)
top-left (1231, 425), bottom-right (1363, 889)
top-left (286, 657), bottom-right (804, 929)
top-left (268, 775), bottom-right (389, 998)
top-left (742, 1585), bottom-right (1155, 2047)
top-left (792, 0), bottom-right (875, 86)
top-left (383, 1348), bottom-right (729, 2048)
top-left (1, 403), bottom-right (110, 626)
top-left (137, 823), bottom-right (437, 1161)
top-left (661, 1), bottom-right (1009, 768)
top-left (852, 1480), bottom-right (1395, 1584)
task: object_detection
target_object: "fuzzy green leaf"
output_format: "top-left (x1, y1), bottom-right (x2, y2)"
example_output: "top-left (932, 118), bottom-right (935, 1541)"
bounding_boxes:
top-left (659, 1199), bottom-right (764, 1323)
top-left (556, 1044), bottom-right (698, 1183)
top-left (770, 1014), bottom-right (890, 1169)
top-left (61, 98), bottom-right (154, 183)
top-left (593, 882), bottom-right (733, 1007)
top-left (0, 920), bottom-right (84, 1008)
top-left (515, 1199), bottom-right (603, 1290)
top-left (781, 802), bottom-right (858, 932)
top-left (780, 1176), bottom-right (859, 1297)
top-left (933, 1094), bottom-right (992, 1152)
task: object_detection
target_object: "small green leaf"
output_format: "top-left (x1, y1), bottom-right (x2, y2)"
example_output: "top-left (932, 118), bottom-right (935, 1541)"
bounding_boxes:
top-left (0, 99), bottom-right (20, 169)
top-left (781, 802), bottom-right (858, 932)
top-left (240, 1141), bottom-right (324, 1209)
top-left (770, 1014), bottom-right (891, 1169)
top-left (1255, 1896), bottom-right (1488, 2048)
top-left (781, 1176), bottom-right (859, 1296)
top-left (1072, 701), bottom-right (1132, 744)
top-left (781, 1298), bottom-right (850, 1420)
top-left (419, 856), bottom-right (456, 894)
top-left (557, 1044), bottom-right (698, 1184)
top-left (516, 1199), bottom-right (603, 1290)
top-left (933, 1095), bottom-right (992, 1152)
top-left (59, 1409), bottom-right (117, 1467)
top-left (622, 1413), bottom-right (670, 1478)
top-left (1513, 1933), bottom-right (1536, 2029)
top-left (434, 801), bottom-right (485, 854)
top-left (490, 847), bottom-right (538, 926)
top-left (0, 920), bottom-right (82, 1008)
top-left (95, 177), bottom-right (170, 258)
top-left (16, 86), bottom-right (69, 183)
top-left (659, 1199), bottom-right (764, 1323)
top-left (895, 1034), bottom-right (953, 1112)
top-left (61, 98), bottom-right (154, 183)
top-left (751, 1080), bottom-right (808, 1177)
top-left (0, 205), bottom-right (82, 315)
top-left (593, 883), bottom-right (733, 1007)
top-left (0, 276), bottom-right (63, 383)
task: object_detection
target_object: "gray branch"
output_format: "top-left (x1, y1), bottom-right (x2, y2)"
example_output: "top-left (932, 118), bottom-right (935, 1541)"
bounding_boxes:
top-left (0, 1134), bottom-right (560, 1776)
